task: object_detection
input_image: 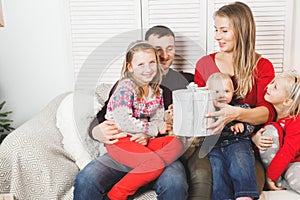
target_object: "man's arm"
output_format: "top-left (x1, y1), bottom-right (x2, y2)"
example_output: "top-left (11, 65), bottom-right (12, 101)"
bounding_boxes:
top-left (88, 98), bottom-right (109, 140)
top-left (91, 120), bottom-right (125, 144)
top-left (88, 81), bottom-right (121, 141)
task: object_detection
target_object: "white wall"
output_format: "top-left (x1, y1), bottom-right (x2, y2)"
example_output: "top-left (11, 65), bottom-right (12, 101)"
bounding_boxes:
top-left (0, 0), bottom-right (299, 129)
top-left (0, 0), bottom-right (73, 128)
top-left (291, 0), bottom-right (300, 72)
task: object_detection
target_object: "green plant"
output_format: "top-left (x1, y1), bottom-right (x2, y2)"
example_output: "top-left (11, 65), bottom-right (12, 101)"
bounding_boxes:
top-left (0, 101), bottom-right (14, 143)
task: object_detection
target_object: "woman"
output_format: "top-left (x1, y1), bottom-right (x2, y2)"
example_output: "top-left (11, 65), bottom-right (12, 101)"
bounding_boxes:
top-left (188, 2), bottom-right (276, 199)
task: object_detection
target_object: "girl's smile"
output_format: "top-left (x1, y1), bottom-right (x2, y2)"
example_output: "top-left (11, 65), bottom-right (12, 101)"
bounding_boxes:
top-left (128, 50), bottom-right (158, 85)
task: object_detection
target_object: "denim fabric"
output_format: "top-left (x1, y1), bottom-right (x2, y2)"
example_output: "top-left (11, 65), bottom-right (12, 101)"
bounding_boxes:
top-left (208, 138), bottom-right (259, 200)
top-left (73, 153), bottom-right (188, 200)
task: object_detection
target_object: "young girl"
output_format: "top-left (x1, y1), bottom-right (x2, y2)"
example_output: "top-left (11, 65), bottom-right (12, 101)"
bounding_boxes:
top-left (206, 72), bottom-right (258, 200)
top-left (252, 70), bottom-right (300, 193)
top-left (104, 41), bottom-right (183, 200)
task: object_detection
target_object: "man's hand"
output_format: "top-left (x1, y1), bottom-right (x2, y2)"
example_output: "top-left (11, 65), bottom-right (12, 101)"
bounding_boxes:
top-left (251, 128), bottom-right (273, 151)
top-left (92, 120), bottom-right (126, 144)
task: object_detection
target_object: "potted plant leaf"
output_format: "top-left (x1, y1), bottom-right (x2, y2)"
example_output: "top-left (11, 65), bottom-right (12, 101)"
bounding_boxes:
top-left (0, 101), bottom-right (14, 143)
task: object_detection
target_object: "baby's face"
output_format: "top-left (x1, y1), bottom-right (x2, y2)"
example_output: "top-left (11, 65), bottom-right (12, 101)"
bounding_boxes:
top-left (211, 80), bottom-right (234, 104)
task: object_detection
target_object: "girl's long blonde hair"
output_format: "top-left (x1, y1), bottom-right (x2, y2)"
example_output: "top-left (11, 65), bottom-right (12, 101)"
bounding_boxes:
top-left (121, 41), bottom-right (163, 99)
top-left (276, 70), bottom-right (300, 117)
top-left (215, 1), bottom-right (259, 99)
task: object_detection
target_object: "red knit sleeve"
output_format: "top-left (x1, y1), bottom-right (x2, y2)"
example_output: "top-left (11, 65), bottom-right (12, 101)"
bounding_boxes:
top-left (266, 117), bottom-right (300, 181)
top-left (195, 59), bottom-right (207, 87)
top-left (194, 53), bottom-right (219, 87)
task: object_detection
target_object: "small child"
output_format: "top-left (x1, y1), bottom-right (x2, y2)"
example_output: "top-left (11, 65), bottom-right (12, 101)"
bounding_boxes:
top-left (252, 70), bottom-right (300, 193)
top-left (104, 41), bottom-right (183, 200)
top-left (206, 72), bottom-right (258, 200)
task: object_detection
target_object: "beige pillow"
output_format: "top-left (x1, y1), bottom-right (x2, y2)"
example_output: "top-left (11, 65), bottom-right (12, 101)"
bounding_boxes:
top-left (95, 83), bottom-right (113, 105)
top-left (56, 84), bottom-right (114, 169)
top-left (56, 93), bottom-right (94, 169)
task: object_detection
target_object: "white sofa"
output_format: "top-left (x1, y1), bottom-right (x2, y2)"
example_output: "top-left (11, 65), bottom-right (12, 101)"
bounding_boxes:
top-left (0, 91), bottom-right (156, 200)
top-left (0, 88), bottom-right (299, 200)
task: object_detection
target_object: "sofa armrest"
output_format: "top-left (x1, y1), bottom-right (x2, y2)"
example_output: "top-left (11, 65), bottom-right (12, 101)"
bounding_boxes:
top-left (0, 93), bottom-right (78, 200)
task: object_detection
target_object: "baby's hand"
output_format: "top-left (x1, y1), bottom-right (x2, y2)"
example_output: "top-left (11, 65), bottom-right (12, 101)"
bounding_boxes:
top-left (230, 123), bottom-right (244, 134)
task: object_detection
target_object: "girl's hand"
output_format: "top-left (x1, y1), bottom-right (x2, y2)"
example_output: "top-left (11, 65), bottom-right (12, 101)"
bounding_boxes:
top-left (159, 122), bottom-right (172, 135)
top-left (130, 133), bottom-right (149, 146)
top-left (266, 177), bottom-right (286, 191)
top-left (206, 103), bottom-right (240, 134)
top-left (251, 128), bottom-right (273, 151)
top-left (230, 123), bottom-right (244, 134)
top-left (92, 120), bottom-right (126, 144)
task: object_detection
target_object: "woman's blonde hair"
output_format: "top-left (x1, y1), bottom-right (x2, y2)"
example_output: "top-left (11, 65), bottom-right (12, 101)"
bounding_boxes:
top-left (275, 70), bottom-right (300, 116)
top-left (215, 1), bottom-right (259, 99)
top-left (121, 40), bottom-right (163, 99)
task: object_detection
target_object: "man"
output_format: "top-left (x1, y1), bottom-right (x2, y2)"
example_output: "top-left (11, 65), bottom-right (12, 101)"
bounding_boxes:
top-left (73, 26), bottom-right (195, 200)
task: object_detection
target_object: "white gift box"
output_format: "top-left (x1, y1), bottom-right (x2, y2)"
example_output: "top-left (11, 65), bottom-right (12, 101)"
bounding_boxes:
top-left (173, 83), bottom-right (216, 137)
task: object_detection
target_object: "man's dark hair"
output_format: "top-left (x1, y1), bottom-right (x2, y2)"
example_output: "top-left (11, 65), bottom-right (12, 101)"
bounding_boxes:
top-left (145, 25), bottom-right (175, 40)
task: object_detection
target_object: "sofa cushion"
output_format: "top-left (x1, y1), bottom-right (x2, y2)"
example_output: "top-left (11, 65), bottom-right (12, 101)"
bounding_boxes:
top-left (95, 83), bottom-right (113, 105)
top-left (56, 84), bottom-right (114, 170)
top-left (56, 93), bottom-right (95, 169)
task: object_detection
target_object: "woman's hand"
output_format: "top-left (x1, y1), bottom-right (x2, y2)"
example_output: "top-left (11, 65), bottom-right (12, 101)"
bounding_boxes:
top-left (92, 120), bottom-right (126, 144)
top-left (251, 128), bottom-right (273, 151)
top-left (206, 103), bottom-right (240, 134)
top-left (266, 177), bottom-right (286, 191)
top-left (130, 133), bottom-right (149, 146)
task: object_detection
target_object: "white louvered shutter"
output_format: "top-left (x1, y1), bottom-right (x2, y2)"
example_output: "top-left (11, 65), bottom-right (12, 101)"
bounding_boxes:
top-left (207, 0), bottom-right (293, 73)
top-left (68, 0), bottom-right (142, 89)
top-left (142, 0), bottom-right (207, 74)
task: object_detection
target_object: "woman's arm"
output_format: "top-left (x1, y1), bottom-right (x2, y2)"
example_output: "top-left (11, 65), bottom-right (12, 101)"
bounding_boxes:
top-left (207, 57), bottom-right (276, 134)
top-left (207, 104), bottom-right (269, 134)
top-left (236, 106), bottom-right (269, 125)
top-left (236, 57), bottom-right (275, 124)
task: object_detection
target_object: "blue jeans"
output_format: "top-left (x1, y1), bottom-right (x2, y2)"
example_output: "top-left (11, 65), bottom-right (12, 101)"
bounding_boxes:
top-left (208, 138), bottom-right (259, 200)
top-left (73, 153), bottom-right (188, 200)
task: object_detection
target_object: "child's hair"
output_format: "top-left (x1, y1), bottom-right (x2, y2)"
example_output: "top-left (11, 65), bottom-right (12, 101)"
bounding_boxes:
top-left (121, 40), bottom-right (163, 99)
top-left (275, 70), bottom-right (300, 116)
top-left (206, 72), bottom-right (234, 91)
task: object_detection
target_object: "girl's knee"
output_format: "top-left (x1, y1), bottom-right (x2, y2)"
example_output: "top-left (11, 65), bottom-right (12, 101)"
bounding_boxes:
top-left (289, 181), bottom-right (300, 193)
top-left (287, 176), bottom-right (300, 193)
top-left (285, 163), bottom-right (300, 193)
top-left (262, 124), bottom-right (279, 138)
